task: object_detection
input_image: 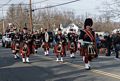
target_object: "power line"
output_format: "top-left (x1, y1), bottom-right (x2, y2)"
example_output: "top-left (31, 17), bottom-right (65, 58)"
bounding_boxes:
top-left (0, 0), bottom-right (49, 6)
top-left (33, 0), bottom-right (80, 11)
top-left (0, 0), bottom-right (13, 8)
top-left (31, 0), bottom-right (49, 4)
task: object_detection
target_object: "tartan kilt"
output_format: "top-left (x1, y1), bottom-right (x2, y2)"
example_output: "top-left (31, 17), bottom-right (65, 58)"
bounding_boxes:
top-left (42, 42), bottom-right (50, 50)
top-left (68, 42), bottom-right (77, 52)
top-left (54, 44), bottom-right (64, 56)
top-left (20, 47), bottom-right (30, 56)
top-left (80, 46), bottom-right (97, 59)
top-left (79, 47), bottom-right (84, 56)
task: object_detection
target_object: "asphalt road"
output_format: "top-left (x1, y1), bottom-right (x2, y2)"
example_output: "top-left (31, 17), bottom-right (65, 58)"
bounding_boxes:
top-left (0, 47), bottom-right (120, 81)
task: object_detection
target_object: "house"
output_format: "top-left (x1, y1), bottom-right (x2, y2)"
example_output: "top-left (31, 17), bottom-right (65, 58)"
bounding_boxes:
top-left (54, 23), bottom-right (82, 34)
top-left (62, 23), bottom-right (82, 34)
top-left (112, 29), bottom-right (120, 34)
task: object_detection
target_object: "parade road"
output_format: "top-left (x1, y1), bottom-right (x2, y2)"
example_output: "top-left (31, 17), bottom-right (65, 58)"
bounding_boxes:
top-left (0, 47), bottom-right (120, 81)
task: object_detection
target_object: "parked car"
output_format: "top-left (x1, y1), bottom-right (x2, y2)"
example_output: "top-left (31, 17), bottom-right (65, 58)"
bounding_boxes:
top-left (2, 33), bottom-right (12, 48)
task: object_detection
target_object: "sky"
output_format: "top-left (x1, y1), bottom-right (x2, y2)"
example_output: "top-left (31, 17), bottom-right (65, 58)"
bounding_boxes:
top-left (0, 0), bottom-right (108, 18)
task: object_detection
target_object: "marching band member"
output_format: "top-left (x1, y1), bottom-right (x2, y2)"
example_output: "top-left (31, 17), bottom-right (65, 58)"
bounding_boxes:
top-left (54, 28), bottom-right (66, 62)
top-left (20, 27), bottom-right (31, 63)
top-left (78, 18), bottom-right (97, 70)
top-left (20, 42), bottom-right (30, 63)
top-left (11, 29), bottom-right (20, 59)
top-left (42, 29), bottom-right (50, 56)
top-left (32, 30), bottom-right (41, 53)
top-left (68, 28), bottom-right (77, 58)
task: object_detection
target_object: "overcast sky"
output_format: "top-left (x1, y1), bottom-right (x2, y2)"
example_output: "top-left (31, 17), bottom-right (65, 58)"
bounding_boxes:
top-left (0, 0), bottom-right (108, 18)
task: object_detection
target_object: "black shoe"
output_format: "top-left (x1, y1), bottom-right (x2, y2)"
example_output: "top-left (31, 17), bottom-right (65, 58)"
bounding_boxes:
top-left (35, 51), bottom-right (37, 53)
top-left (106, 55), bottom-right (110, 56)
top-left (14, 58), bottom-right (18, 60)
top-left (45, 54), bottom-right (49, 56)
top-left (17, 56), bottom-right (20, 59)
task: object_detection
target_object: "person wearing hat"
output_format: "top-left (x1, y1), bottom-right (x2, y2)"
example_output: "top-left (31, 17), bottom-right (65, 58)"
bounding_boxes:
top-left (20, 27), bottom-right (31, 63)
top-left (54, 28), bottom-right (66, 62)
top-left (11, 28), bottom-right (20, 59)
top-left (67, 28), bottom-right (77, 58)
top-left (42, 29), bottom-right (50, 56)
top-left (32, 30), bottom-right (41, 53)
top-left (78, 18), bottom-right (97, 70)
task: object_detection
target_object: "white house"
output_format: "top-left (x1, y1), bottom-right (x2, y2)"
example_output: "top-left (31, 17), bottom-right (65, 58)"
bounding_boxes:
top-left (62, 23), bottom-right (81, 34)
top-left (54, 23), bottom-right (81, 34)
top-left (112, 29), bottom-right (120, 34)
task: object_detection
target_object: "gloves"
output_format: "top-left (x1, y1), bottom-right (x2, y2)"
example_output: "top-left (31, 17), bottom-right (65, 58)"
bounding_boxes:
top-left (78, 39), bottom-right (84, 46)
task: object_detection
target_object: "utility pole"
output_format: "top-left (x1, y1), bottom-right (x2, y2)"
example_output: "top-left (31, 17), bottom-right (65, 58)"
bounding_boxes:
top-left (29, 0), bottom-right (33, 33)
top-left (2, 8), bottom-right (5, 34)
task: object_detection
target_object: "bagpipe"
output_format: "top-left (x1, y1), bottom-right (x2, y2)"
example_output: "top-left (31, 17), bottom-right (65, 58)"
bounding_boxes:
top-left (83, 41), bottom-right (97, 58)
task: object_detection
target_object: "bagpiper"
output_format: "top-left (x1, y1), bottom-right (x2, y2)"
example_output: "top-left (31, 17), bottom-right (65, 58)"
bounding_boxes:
top-left (11, 29), bottom-right (20, 59)
top-left (32, 30), bottom-right (41, 53)
top-left (54, 28), bottom-right (66, 62)
top-left (78, 18), bottom-right (97, 70)
top-left (67, 28), bottom-right (78, 58)
top-left (42, 29), bottom-right (50, 56)
top-left (20, 42), bottom-right (30, 63)
top-left (20, 27), bottom-right (31, 63)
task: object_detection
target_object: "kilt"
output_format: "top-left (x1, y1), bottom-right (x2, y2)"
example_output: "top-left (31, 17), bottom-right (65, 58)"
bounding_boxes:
top-left (42, 42), bottom-right (50, 50)
top-left (68, 42), bottom-right (77, 52)
top-left (80, 45), bottom-right (97, 59)
top-left (54, 44), bottom-right (64, 56)
top-left (20, 47), bottom-right (30, 57)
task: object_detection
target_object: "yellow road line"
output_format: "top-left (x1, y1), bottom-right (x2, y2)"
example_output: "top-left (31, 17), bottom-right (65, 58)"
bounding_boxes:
top-left (41, 56), bottom-right (120, 80)
top-left (92, 70), bottom-right (120, 80)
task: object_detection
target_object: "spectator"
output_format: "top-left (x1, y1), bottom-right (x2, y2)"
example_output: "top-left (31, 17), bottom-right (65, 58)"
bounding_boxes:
top-left (112, 31), bottom-right (120, 59)
top-left (96, 34), bottom-right (101, 54)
